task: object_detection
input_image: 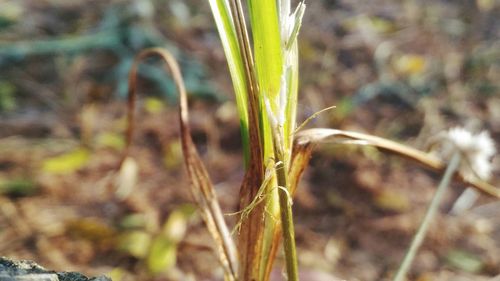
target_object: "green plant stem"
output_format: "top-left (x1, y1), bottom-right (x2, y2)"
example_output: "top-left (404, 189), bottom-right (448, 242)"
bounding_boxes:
top-left (273, 142), bottom-right (299, 281)
top-left (393, 151), bottom-right (461, 281)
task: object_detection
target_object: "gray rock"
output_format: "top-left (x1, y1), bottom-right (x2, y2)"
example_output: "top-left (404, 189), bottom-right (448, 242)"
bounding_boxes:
top-left (0, 257), bottom-right (111, 281)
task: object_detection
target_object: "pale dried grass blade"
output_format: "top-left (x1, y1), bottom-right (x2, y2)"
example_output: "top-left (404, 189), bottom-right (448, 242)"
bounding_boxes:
top-left (126, 48), bottom-right (238, 280)
top-left (296, 128), bottom-right (500, 198)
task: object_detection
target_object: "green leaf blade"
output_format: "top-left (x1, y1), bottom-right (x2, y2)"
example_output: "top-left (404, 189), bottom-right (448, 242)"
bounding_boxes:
top-left (248, 0), bottom-right (283, 101)
top-left (208, 0), bottom-right (250, 164)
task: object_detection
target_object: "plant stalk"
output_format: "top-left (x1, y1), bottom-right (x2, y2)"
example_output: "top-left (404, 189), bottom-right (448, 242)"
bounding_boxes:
top-left (393, 151), bottom-right (461, 281)
top-left (273, 141), bottom-right (299, 281)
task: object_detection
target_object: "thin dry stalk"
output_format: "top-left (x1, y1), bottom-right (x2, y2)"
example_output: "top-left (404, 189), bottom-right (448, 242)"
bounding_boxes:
top-left (393, 152), bottom-right (462, 281)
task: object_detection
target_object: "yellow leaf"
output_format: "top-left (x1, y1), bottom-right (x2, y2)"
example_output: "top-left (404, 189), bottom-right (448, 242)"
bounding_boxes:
top-left (96, 132), bottom-right (125, 150)
top-left (145, 97), bottom-right (164, 114)
top-left (394, 54), bottom-right (426, 76)
top-left (147, 237), bottom-right (177, 274)
top-left (163, 141), bottom-right (183, 169)
top-left (117, 230), bottom-right (152, 258)
top-left (369, 17), bottom-right (396, 33)
top-left (108, 268), bottom-right (126, 281)
top-left (373, 189), bottom-right (410, 212)
top-left (42, 148), bottom-right (90, 174)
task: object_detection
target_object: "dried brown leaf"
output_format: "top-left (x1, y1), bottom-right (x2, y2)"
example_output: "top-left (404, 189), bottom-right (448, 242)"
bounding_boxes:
top-left (296, 128), bottom-right (500, 198)
top-left (126, 48), bottom-right (238, 280)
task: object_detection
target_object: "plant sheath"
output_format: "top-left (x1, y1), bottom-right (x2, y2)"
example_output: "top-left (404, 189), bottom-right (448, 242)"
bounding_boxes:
top-left (393, 151), bottom-right (461, 281)
top-left (274, 141), bottom-right (299, 281)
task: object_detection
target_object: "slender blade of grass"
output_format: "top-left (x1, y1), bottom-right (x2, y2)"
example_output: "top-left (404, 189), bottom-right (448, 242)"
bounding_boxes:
top-left (208, 0), bottom-right (250, 165)
top-left (247, 0), bottom-right (283, 102)
top-left (283, 42), bottom-right (299, 163)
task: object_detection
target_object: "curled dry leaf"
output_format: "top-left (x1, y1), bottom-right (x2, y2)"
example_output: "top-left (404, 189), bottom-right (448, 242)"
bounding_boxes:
top-left (115, 157), bottom-right (138, 200)
top-left (126, 48), bottom-right (238, 280)
top-left (295, 128), bottom-right (500, 198)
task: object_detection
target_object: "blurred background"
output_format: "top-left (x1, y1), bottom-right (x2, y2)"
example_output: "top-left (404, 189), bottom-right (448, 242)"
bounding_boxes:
top-left (0, 0), bottom-right (498, 280)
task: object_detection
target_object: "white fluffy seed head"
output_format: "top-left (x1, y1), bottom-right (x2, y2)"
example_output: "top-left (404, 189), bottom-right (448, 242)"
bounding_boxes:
top-left (440, 127), bottom-right (496, 180)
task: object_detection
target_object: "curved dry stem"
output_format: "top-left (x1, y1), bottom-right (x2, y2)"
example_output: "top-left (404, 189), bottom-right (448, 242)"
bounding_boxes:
top-left (296, 128), bottom-right (500, 198)
top-left (126, 48), bottom-right (238, 280)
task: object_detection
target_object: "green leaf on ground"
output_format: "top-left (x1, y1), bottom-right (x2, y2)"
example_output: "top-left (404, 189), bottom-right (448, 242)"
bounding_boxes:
top-left (445, 249), bottom-right (484, 273)
top-left (0, 81), bottom-right (16, 111)
top-left (0, 178), bottom-right (37, 196)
